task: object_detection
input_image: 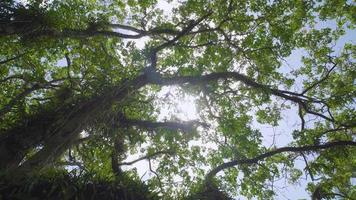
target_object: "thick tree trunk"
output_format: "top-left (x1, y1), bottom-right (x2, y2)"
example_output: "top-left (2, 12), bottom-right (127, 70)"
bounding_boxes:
top-left (0, 74), bottom-right (148, 173)
top-left (0, 4), bottom-right (48, 37)
top-left (0, 112), bottom-right (55, 170)
top-left (0, 21), bottom-right (39, 36)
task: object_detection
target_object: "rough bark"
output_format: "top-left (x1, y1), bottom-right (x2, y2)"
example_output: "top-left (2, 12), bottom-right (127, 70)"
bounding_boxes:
top-left (0, 111), bottom-right (56, 170)
top-left (0, 74), bottom-right (148, 173)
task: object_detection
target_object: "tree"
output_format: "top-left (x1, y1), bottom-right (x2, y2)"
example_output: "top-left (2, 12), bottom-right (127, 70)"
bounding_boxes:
top-left (0, 0), bottom-right (355, 199)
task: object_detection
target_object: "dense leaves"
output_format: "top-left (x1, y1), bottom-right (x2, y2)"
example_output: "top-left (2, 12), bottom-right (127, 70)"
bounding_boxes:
top-left (0, 0), bottom-right (355, 199)
top-left (0, 169), bottom-right (158, 200)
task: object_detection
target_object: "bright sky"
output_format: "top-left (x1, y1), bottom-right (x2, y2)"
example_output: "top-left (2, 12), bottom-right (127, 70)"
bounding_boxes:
top-left (155, 86), bottom-right (199, 121)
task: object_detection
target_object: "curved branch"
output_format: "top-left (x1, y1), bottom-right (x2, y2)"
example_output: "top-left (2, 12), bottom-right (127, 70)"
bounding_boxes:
top-left (0, 74), bottom-right (27, 83)
top-left (0, 79), bottom-right (65, 118)
top-left (148, 158), bottom-right (164, 192)
top-left (298, 103), bottom-right (306, 131)
top-left (0, 84), bottom-right (41, 118)
top-left (153, 11), bottom-right (213, 53)
top-left (302, 61), bottom-right (337, 95)
top-left (0, 53), bottom-right (26, 65)
top-left (125, 119), bottom-right (199, 132)
top-left (18, 13), bottom-right (212, 41)
top-left (300, 152), bottom-right (314, 181)
top-left (155, 71), bottom-right (335, 122)
top-left (106, 23), bottom-right (145, 34)
top-left (144, 11), bottom-right (213, 74)
top-left (59, 29), bottom-right (146, 39)
top-left (107, 23), bottom-right (180, 36)
top-left (56, 161), bottom-right (84, 169)
top-left (118, 150), bottom-right (174, 166)
top-left (205, 141), bottom-right (356, 182)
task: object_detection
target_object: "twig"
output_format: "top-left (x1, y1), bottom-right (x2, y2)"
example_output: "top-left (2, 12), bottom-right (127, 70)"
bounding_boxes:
top-left (118, 150), bottom-right (174, 166)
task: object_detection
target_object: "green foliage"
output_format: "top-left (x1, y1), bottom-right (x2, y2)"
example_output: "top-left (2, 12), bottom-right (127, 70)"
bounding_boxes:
top-left (0, 0), bottom-right (355, 199)
top-left (0, 169), bottom-right (158, 200)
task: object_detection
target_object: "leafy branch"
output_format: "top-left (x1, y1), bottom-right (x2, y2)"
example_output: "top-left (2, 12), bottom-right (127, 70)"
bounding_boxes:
top-left (205, 140), bottom-right (356, 183)
top-left (118, 150), bottom-right (175, 166)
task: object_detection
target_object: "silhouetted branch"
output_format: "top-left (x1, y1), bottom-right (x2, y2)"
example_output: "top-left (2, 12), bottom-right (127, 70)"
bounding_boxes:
top-left (118, 150), bottom-right (174, 166)
top-left (205, 141), bottom-right (356, 182)
top-left (148, 158), bottom-right (164, 192)
top-left (124, 118), bottom-right (200, 132)
top-left (0, 53), bottom-right (26, 65)
top-left (0, 74), bottom-right (27, 83)
top-left (0, 79), bottom-right (65, 118)
top-left (153, 11), bottom-right (213, 53)
top-left (302, 61), bottom-right (337, 95)
top-left (298, 103), bottom-right (306, 131)
top-left (57, 161), bottom-right (84, 169)
top-left (300, 152), bottom-right (315, 181)
top-left (156, 72), bottom-right (335, 122)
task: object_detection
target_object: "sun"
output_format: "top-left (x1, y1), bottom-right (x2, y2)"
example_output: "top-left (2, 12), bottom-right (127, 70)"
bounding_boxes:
top-left (175, 95), bottom-right (198, 121)
top-left (156, 86), bottom-right (198, 121)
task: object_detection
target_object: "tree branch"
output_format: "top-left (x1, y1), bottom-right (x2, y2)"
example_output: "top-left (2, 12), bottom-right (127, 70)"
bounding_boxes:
top-left (56, 161), bottom-right (84, 169)
top-left (0, 84), bottom-right (41, 118)
top-left (118, 150), bottom-right (174, 166)
top-left (300, 152), bottom-right (315, 181)
top-left (302, 61), bottom-right (337, 95)
top-left (205, 141), bottom-right (356, 182)
top-left (154, 71), bottom-right (335, 122)
top-left (0, 52), bottom-right (26, 65)
top-left (298, 103), bottom-right (306, 131)
top-left (143, 11), bottom-right (213, 76)
top-left (124, 118), bottom-right (199, 132)
top-left (153, 11), bottom-right (213, 53)
top-left (0, 79), bottom-right (65, 118)
top-left (106, 23), bottom-right (145, 34)
top-left (27, 15), bottom-right (212, 41)
top-left (0, 74), bottom-right (27, 83)
top-left (148, 158), bottom-right (164, 193)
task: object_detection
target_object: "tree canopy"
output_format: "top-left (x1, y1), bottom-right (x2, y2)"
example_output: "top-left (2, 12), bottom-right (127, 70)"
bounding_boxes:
top-left (0, 0), bottom-right (355, 199)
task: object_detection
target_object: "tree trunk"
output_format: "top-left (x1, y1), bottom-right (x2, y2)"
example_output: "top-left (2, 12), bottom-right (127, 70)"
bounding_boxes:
top-left (0, 74), bottom-right (148, 173)
top-left (0, 112), bottom-right (55, 170)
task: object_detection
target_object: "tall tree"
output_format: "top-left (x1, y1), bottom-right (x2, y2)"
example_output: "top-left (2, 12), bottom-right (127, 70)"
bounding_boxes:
top-left (0, 0), bottom-right (355, 199)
